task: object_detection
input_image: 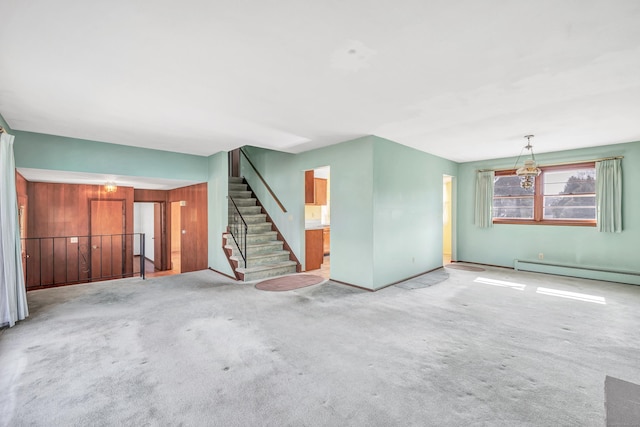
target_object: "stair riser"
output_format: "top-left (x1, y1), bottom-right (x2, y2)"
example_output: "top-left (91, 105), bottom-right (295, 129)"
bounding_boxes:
top-left (237, 206), bottom-right (262, 215)
top-left (241, 214), bottom-right (267, 224)
top-left (227, 242), bottom-right (284, 256)
top-left (242, 265), bottom-right (297, 281)
top-left (247, 223), bottom-right (273, 234)
top-left (236, 253), bottom-right (290, 268)
top-left (229, 198), bottom-right (257, 207)
top-left (229, 183), bottom-right (248, 191)
top-left (229, 191), bottom-right (252, 199)
top-left (225, 233), bottom-right (277, 245)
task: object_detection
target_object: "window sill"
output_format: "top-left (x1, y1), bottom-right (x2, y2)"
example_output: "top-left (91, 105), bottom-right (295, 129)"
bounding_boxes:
top-left (493, 219), bottom-right (596, 227)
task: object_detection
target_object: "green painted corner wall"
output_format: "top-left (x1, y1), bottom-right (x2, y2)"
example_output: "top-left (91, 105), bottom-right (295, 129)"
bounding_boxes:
top-left (243, 136), bottom-right (376, 288)
top-left (12, 129), bottom-right (208, 182)
top-left (242, 135), bottom-right (458, 290)
top-left (457, 141), bottom-right (640, 273)
top-left (371, 137), bottom-right (458, 289)
top-left (207, 151), bottom-right (233, 276)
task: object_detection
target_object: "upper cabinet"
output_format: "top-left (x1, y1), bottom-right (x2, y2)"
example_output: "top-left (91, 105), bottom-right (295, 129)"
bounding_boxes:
top-left (305, 170), bottom-right (315, 204)
top-left (305, 170), bottom-right (328, 205)
top-left (314, 178), bottom-right (327, 205)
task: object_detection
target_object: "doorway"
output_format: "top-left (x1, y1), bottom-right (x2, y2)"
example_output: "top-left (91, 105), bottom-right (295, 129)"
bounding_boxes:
top-left (134, 202), bottom-right (167, 276)
top-left (90, 199), bottom-right (125, 280)
top-left (443, 175), bottom-right (453, 265)
top-left (304, 166), bottom-right (330, 279)
top-left (171, 201), bottom-right (182, 273)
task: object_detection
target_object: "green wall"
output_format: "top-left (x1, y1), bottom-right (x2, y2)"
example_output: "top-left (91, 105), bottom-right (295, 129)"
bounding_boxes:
top-left (243, 136), bottom-right (458, 290)
top-left (457, 141), bottom-right (640, 273)
top-left (243, 136), bottom-right (376, 288)
top-left (207, 151), bottom-right (233, 276)
top-left (372, 137), bottom-right (458, 288)
top-left (2, 113), bottom-right (227, 273)
top-left (12, 129), bottom-right (208, 182)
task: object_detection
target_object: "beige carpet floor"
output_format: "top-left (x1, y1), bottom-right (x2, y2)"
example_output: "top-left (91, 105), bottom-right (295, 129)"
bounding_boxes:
top-left (1, 266), bottom-right (639, 426)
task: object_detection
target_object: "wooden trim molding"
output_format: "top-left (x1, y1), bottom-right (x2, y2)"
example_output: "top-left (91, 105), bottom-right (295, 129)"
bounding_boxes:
top-left (208, 267), bottom-right (238, 281)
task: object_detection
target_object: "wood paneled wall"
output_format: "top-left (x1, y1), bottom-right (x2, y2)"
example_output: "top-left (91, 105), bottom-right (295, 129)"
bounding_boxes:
top-left (18, 178), bottom-right (208, 288)
top-left (134, 189), bottom-right (168, 203)
top-left (24, 182), bottom-right (135, 289)
top-left (169, 183), bottom-right (208, 273)
top-left (16, 171), bottom-right (27, 199)
top-left (27, 182), bottom-right (134, 238)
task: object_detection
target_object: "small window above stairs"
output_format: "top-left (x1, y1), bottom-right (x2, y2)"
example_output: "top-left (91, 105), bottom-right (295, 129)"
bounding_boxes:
top-left (224, 177), bottom-right (298, 281)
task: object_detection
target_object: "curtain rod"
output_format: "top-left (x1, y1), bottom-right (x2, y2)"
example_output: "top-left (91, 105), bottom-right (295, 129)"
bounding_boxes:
top-left (478, 155), bottom-right (623, 173)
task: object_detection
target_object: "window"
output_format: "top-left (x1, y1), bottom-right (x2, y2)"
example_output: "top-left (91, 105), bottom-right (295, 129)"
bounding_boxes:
top-left (493, 163), bottom-right (596, 226)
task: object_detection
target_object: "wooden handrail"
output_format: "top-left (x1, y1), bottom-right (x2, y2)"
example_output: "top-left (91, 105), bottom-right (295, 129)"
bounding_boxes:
top-left (239, 148), bottom-right (287, 213)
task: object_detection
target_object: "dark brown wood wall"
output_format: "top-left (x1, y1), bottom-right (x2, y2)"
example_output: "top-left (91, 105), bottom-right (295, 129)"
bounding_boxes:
top-left (134, 189), bottom-right (168, 203)
top-left (18, 179), bottom-right (208, 288)
top-left (24, 182), bottom-right (135, 289)
top-left (168, 183), bottom-right (208, 273)
top-left (27, 182), bottom-right (134, 238)
top-left (16, 171), bottom-right (27, 198)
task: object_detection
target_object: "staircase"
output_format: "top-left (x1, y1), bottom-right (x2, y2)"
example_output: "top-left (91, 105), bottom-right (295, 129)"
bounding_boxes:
top-left (224, 177), bottom-right (298, 281)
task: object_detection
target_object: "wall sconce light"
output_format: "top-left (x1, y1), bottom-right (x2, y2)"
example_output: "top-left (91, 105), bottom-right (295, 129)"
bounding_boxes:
top-left (104, 182), bottom-right (118, 193)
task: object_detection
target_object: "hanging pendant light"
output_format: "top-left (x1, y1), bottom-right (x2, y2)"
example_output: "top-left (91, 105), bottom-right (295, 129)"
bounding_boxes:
top-left (514, 135), bottom-right (541, 190)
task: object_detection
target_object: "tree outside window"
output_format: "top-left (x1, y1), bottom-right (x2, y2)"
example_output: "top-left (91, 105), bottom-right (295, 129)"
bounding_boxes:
top-left (493, 163), bottom-right (596, 226)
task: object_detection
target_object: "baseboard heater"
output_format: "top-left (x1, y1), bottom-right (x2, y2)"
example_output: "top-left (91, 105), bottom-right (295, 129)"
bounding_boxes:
top-left (514, 259), bottom-right (640, 286)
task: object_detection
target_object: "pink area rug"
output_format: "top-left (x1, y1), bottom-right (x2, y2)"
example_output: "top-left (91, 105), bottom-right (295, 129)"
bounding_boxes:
top-left (255, 274), bottom-right (325, 291)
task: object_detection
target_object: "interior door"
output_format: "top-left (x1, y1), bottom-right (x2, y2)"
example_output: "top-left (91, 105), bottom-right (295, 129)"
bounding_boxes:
top-left (153, 202), bottom-right (163, 271)
top-left (90, 200), bottom-right (125, 280)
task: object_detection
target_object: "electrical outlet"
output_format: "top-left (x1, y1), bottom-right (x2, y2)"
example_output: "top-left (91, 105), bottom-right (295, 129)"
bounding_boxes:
top-left (69, 237), bottom-right (78, 243)
top-left (538, 253), bottom-right (544, 260)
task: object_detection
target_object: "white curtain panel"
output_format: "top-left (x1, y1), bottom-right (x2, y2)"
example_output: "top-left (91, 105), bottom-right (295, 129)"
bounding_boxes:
top-left (0, 132), bottom-right (29, 327)
top-left (596, 158), bottom-right (623, 233)
top-left (474, 170), bottom-right (495, 228)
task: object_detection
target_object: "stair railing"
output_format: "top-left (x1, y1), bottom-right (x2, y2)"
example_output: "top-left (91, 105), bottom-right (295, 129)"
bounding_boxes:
top-left (239, 147), bottom-right (287, 213)
top-left (228, 195), bottom-right (248, 268)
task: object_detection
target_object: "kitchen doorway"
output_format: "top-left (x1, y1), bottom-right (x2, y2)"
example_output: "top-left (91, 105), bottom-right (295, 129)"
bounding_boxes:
top-left (304, 166), bottom-right (330, 279)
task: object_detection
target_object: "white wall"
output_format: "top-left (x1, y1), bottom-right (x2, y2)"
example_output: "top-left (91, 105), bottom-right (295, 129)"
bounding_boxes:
top-left (134, 202), bottom-right (155, 261)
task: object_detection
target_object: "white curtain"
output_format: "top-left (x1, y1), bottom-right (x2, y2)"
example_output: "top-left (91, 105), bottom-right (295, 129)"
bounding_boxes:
top-left (0, 132), bottom-right (29, 327)
top-left (596, 158), bottom-right (622, 233)
top-left (474, 170), bottom-right (495, 228)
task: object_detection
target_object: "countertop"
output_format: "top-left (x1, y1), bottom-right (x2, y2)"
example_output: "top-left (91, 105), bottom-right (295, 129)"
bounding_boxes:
top-left (305, 223), bottom-right (330, 230)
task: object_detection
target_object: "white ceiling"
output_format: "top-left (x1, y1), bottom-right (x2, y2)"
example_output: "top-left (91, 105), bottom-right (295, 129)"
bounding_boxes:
top-left (1, 0), bottom-right (640, 163)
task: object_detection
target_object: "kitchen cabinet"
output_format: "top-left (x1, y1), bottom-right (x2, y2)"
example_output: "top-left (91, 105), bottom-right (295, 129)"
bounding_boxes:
top-left (314, 178), bottom-right (327, 205)
top-left (323, 227), bottom-right (330, 255)
top-left (304, 171), bottom-right (328, 205)
top-left (305, 171), bottom-right (315, 204)
top-left (305, 229), bottom-right (324, 270)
